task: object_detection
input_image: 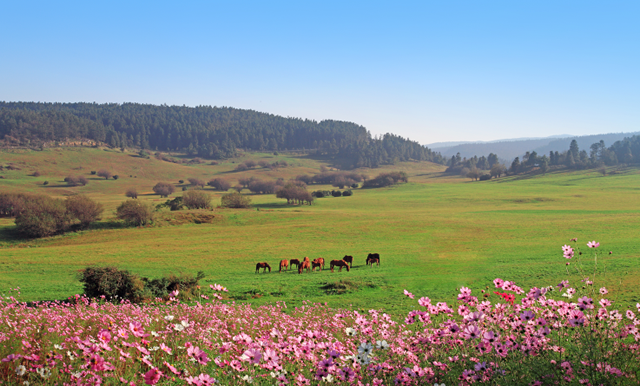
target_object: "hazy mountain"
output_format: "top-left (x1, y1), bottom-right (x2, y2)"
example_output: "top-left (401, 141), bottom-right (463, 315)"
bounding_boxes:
top-left (433, 133), bottom-right (640, 161)
top-left (426, 135), bottom-right (572, 150)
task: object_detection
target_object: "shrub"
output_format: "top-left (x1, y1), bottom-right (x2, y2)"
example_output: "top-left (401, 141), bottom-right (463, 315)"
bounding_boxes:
top-left (116, 200), bottom-right (155, 226)
top-left (244, 160), bottom-right (257, 168)
top-left (233, 185), bottom-right (243, 192)
top-left (248, 179), bottom-right (277, 194)
top-left (258, 160), bottom-right (270, 168)
top-left (182, 186), bottom-right (188, 191)
top-left (43, 181), bottom-right (49, 185)
top-left (188, 178), bottom-right (205, 188)
top-left (479, 173), bottom-right (492, 181)
top-left (125, 187), bottom-right (138, 199)
top-left (78, 266), bottom-right (144, 303)
top-left (351, 183), bottom-right (359, 188)
top-left (342, 189), bottom-right (353, 196)
top-left (362, 172), bottom-right (408, 188)
top-left (65, 195), bottom-right (104, 227)
top-left (97, 169), bottom-right (112, 180)
top-left (221, 192), bottom-right (251, 208)
top-left (208, 178), bottom-right (231, 191)
top-left (0, 193), bottom-right (30, 217)
top-left (143, 271), bottom-right (206, 301)
top-left (209, 161), bottom-right (218, 166)
top-left (331, 190), bottom-right (342, 197)
top-left (183, 190), bottom-right (212, 209)
top-left (153, 182), bottom-right (175, 197)
top-left (32, 171), bottom-right (41, 177)
top-left (112, 175), bottom-right (119, 180)
top-left (157, 197), bottom-right (185, 211)
top-left (179, 180), bottom-right (184, 184)
top-left (90, 171), bottom-right (97, 175)
top-left (312, 191), bottom-right (325, 198)
top-left (235, 163), bottom-right (248, 171)
top-left (77, 175), bottom-right (89, 185)
top-left (15, 195), bottom-right (71, 237)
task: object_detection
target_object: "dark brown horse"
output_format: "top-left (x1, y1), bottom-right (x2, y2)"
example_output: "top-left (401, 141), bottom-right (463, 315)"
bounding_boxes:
top-left (342, 255), bottom-right (353, 268)
top-left (279, 259), bottom-right (289, 272)
top-left (289, 259), bottom-right (301, 270)
top-left (330, 260), bottom-right (350, 272)
top-left (298, 260), bottom-right (311, 274)
top-left (366, 253), bottom-right (381, 266)
top-left (367, 256), bottom-right (380, 267)
top-left (255, 262), bottom-right (271, 273)
top-left (311, 259), bottom-right (323, 272)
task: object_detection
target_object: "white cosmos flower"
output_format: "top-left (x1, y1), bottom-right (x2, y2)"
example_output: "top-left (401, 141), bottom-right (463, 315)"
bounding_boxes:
top-left (174, 324), bottom-right (185, 332)
top-left (164, 315), bottom-right (174, 321)
top-left (376, 340), bottom-right (389, 349)
top-left (322, 374), bottom-right (334, 383)
top-left (345, 327), bottom-right (357, 336)
top-left (54, 344), bottom-right (63, 350)
top-left (15, 365), bottom-right (26, 376)
top-left (358, 342), bottom-right (373, 355)
top-left (36, 367), bottom-right (51, 379)
top-left (242, 375), bottom-right (253, 383)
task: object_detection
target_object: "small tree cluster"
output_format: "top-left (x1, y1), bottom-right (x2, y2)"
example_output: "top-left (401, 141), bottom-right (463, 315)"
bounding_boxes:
top-left (221, 192), bottom-right (251, 208)
top-left (207, 178), bottom-right (231, 191)
top-left (182, 190), bottom-right (212, 209)
top-left (0, 193), bottom-right (31, 217)
top-left (97, 169), bottom-right (113, 180)
top-left (247, 179), bottom-right (277, 194)
top-left (296, 171), bottom-right (364, 186)
top-left (188, 178), bottom-right (206, 188)
top-left (275, 183), bottom-right (313, 205)
top-left (65, 195), bottom-right (104, 228)
top-left (125, 187), bottom-right (138, 199)
top-left (361, 171), bottom-right (408, 188)
top-left (153, 182), bottom-right (176, 197)
top-left (156, 197), bottom-right (185, 211)
top-left (116, 200), bottom-right (155, 225)
top-left (64, 175), bottom-right (89, 186)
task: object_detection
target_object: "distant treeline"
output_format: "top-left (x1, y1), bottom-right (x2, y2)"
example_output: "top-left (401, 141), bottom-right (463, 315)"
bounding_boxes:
top-left (0, 102), bottom-right (445, 168)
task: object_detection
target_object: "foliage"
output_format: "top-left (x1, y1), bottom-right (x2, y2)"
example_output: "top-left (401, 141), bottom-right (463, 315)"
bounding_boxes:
top-left (362, 171), bottom-right (408, 188)
top-left (187, 178), bottom-right (205, 188)
top-left (157, 197), bottom-right (185, 211)
top-left (182, 190), bottom-right (212, 210)
top-left (342, 189), bottom-right (353, 196)
top-left (275, 183), bottom-right (313, 205)
top-left (207, 178), bottom-right (231, 191)
top-left (115, 200), bottom-right (155, 226)
top-left (247, 179), bottom-right (276, 194)
top-left (153, 182), bottom-right (175, 197)
top-left (0, 193), bottom-right (31, 217)
top-left (97, 169), bottom-right (112, 180)
top-left (221, 192), bottom-right (251, 208)
top-left (14, 195), bottom-right (71, 237)
top-left (125, 187), bottom-right (138, 199)
top-left (65, 195), bottom-right (104, 227)
top-left (331, 190), bottom-right (342, 197)
top-left (78, 266), bottom-right (144, 302)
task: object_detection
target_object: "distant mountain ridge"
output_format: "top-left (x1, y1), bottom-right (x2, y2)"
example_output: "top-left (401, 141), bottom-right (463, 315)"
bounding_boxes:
top-left (432, 132), bottom-right (640, 161)
top-left (427, 135), bottom-right (573, 149)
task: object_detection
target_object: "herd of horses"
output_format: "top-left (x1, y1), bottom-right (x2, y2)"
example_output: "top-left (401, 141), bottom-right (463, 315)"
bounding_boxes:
top-left (255, 253), bottom-right (381, 274)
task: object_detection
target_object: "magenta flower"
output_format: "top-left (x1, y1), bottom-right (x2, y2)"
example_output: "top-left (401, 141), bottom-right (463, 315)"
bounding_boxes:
top-left (144, 368), bottom-right (162, 385)
top-left (587, 241), bottom-right (600, 248)
top-left (240, 348), bottom-right (261, 364)
top-left (403, 289), bottom-right (414, 299)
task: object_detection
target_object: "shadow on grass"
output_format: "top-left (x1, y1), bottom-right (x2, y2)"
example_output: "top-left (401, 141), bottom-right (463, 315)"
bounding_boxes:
top-left (253, 202), bottom-right (296, 209)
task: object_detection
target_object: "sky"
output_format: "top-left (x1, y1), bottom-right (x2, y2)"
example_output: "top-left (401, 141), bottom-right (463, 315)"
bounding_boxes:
top-left (1, 1), bottom-right (638, 144)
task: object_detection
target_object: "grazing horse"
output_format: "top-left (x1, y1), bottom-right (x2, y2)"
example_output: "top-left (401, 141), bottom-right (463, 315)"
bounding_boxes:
top-left (311, 259), bottom-right (323, 272)
top-left (255, 262), bottom-right (271, 273)
top-left (366, 253), bottom-right (381, 266)
top-left (314, 257), bottom-right (325, 269)
top-left (279, 259), bottom-right (289, 273)
top-left (367, 256), bottom-right (380, 267)
top-left (298, 260), bottom-right (311, 274)
top-left (342, 255), bottom-right (353, 268)
top-left (289, 259), bottom-right (301, 270)
top-left (330, 260), bottom-right (350, 272)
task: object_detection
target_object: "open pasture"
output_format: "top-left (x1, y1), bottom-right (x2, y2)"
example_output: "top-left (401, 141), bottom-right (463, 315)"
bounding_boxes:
top-left (1, 148), bottom-right (640, 315)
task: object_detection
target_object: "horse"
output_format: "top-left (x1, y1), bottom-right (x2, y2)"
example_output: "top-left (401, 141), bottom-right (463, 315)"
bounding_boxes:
top-left (367, 256), bottom-right (380, 267)
top-left (289, 259), bottom-right (301, 270)
top-left (366, 253), bottom-right (381, 266)
top-left (313, 257), bottom-right (325, 269)
top-left (330, 260), bottom-right (350, 272)
top-left (311, 259), bottom-right (323, 272)
top-left (255, 262), bottom-right (271, 273)
top-left (342, 255), bottom-right (353, 268)
top-left (279, 259), bottom-right (289, 273)
top-left (298, 260), bottom-right (311, 274)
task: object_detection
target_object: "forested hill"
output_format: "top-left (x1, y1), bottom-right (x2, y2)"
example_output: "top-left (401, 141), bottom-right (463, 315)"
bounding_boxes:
top-left (0, 102), bottom-right (444, 168)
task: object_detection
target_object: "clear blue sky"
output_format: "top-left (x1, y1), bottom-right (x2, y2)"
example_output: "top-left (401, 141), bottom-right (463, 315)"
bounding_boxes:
top-left (1, 1), bottom-right (638, 144)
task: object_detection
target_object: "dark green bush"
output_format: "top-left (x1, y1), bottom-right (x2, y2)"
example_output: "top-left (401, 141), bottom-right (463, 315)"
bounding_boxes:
top-left (91, 171), bottom-right (97, 175)
top-left (331, 190), bottom-right (342, 197)
top-left (182, 190), bottom-right (212, 209)
top-left (342, 189), bottom-right (353, 196)
top-left (78, 266), bottom-right (144, 302)
top-left (15, 195), bottom-right (71, 237)
top-left (221, 192), bottom-right (251, 208)
top-left (479, 174), bottom-right (492, 181)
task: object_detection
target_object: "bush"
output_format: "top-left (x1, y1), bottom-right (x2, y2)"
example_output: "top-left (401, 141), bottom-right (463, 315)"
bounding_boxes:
top-left (312, 191), bottom-right (325, 198)
top-left (112, 175), bottom-right (119, 180)
top-left (90, 171), bottom-right (97, 175)
top-left (479, 173), bottom-right (492, 181)
top-left (65, 175), bottom-right (88, 186)
top-left (97, 169), bottom-right (112, 180)
top-left (157, 197), bottom-right (185, 211)
top-left (179, 180), bottom-right (184, 184)
top-left (183, 190), bottom-right (212, 209)
top-left (362, 171), bottom-right (408, 188)
top-left (153, 182), bottom-right (175, 197)
top-left (43, 181), bottom-right (49, 185)
top-left (258, 160), bottom-right (270, 168)
top-left (351, 183), bottom-right (359, 189)
top-left (0, 193), bottom-right (30, 217)
top-left (235, 163), bottom-right (248, 171)
top-left (143, 271), bottom-right (205, 301)
top-left (248, 179), bottom-right (276, 194)
top-left (116, 200), bottom-right (155, 226)
top-left (342, 189), bottom-right (353, 196)
top-left (244, 160), bottom-right (257, 168)
top-left (125, 187), bottom-right (138, 199)
top-left (15, 195), bottom-right (71, 237)
top-left (78, 266), bottom-right (144, 303)
top-left (32, 171), bottom-right (41, 177)
top-left (221, 192), bottom-right (251, 208)
top-left (208, 178), bottom-right (231, 191)
top-left (65, 195), bottom-right (104, 227)
top-left (331, 190), bottom-right (342, 197)
top-left (188, 178), bottom-right (205, 188)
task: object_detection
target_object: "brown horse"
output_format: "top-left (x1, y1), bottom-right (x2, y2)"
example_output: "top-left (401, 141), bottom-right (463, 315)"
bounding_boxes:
top-left (298, 260), bottom-right (311, 274)
top-left (313, 258), bottom-right (325, 270)
top-left (255, 262), bottom-right (271, 273)
top-left (366, 253), bottom-right (381, 266)
top-left (279, 259), bottom-right (289, 272)
top-left (342, 255), bottom-right (353, 268)
top-left (311, 259), bottom-right (323, 272)
top-left (330, 260), bottom-right (350, 272)
top-left (289, 259), bottom-right (301, 270)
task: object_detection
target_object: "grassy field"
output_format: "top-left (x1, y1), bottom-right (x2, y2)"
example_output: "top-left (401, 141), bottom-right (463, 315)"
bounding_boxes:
top-left (1, 147), bottom-right (639, 315)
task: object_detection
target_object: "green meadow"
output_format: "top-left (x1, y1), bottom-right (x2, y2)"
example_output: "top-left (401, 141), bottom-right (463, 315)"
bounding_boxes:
top-left (1, 147), bottom-right (639, 315)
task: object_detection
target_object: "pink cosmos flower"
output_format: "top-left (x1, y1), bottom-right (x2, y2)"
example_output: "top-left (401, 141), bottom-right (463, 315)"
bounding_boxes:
top-left (88, 353), bottom-right (105, 371)
top-left (418, 297), bottom-right (431, 307)
top-left (403, 290), bottom-right (415, 299)
top-left (144, 368), bottom-right (162, 385)
top-left (587, 241), bottom-right (600, 248)
top-left (600, 287), bottom-right (608, 295)
top-left (240, 348), bottom-right (261, 364)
